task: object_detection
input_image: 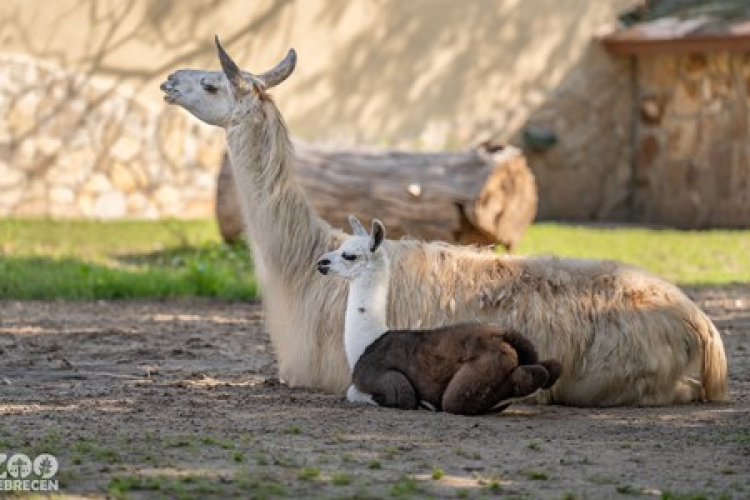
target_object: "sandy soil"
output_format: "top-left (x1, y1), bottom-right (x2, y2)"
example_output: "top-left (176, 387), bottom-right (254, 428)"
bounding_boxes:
top-left (1, 286), bottom-right (748, 499)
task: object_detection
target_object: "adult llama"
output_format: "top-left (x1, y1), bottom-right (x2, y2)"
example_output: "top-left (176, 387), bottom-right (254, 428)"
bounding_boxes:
top-left (159, 37), bottom-right (728, 406)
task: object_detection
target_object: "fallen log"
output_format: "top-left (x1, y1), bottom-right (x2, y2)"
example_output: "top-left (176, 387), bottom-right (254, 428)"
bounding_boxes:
top-left (216, 142), bottom-right (537, 251)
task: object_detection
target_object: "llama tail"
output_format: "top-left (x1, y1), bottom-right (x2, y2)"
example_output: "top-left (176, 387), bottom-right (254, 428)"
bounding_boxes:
top-left (698, 314), bottom-right (729, 402)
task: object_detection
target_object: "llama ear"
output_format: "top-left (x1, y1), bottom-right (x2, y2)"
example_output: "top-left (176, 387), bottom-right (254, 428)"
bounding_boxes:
top-left (348, 215), bottom-right (368, 237)
top-left (215, 35), bottom-right (251, 98)
top-left (258, 48), bottom-right (296, 89)
top-left (370, 219), bottom-right (386, 252)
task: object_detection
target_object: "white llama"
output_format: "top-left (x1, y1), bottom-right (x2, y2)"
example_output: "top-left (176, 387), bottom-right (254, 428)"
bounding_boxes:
top-left (159, 37), bottom-right (729, 406)
top-left (316, 215), bottom-right (562, 415)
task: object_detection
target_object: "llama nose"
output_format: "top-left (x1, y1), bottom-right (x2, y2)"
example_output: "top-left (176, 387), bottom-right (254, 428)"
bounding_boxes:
top-left (316, 258), bottom-right (331, 275)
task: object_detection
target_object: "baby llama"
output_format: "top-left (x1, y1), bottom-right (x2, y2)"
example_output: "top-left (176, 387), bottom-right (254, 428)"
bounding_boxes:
top-left (316, 216), bottom-right (562, 415)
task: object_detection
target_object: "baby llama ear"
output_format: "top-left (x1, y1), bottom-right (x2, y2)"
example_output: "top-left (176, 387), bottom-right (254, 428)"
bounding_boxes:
top-left (370, 219), bottom-right (386, 252)
top-left (348, 215), bottom-right (368, 237)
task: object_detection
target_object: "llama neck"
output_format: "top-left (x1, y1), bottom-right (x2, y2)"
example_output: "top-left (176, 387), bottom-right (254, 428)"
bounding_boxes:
top-left (344, 256), bottom-right (390, 371)
top-left (226, 101), bottom-right (329, 282)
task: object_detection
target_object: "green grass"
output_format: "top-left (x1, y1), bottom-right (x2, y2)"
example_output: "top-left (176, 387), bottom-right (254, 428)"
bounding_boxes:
top-left (0, 219), bottom-right (256, 300)
top-left (517, 223), bottom-right (750, 286)
top-left (1, 219), bottom-right (748, 300)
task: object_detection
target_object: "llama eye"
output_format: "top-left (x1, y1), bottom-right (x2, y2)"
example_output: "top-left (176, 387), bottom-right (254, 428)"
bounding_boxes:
top-left (201, 80), bottom-right (219, 94)
top-left (342, 253), bottom-right (357, 261)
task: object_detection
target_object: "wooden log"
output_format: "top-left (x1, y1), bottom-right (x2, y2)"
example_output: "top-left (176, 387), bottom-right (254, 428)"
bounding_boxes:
top-left (216, 142), bottom-right (537, 251)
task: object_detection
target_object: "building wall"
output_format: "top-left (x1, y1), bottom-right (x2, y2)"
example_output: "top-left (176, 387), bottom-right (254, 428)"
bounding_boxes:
top-left (0, 0), bottom-right (635, 220)
top-left (633, 51), bottom-right (750, 228)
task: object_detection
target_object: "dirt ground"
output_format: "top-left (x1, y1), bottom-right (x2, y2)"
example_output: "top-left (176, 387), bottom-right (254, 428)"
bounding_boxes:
top-left (1, 286), bottom-right (749, 499)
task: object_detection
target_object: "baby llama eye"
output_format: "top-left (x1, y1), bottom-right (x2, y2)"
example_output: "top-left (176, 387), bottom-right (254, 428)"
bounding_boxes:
top-left (342, 253), bottom-right (357, 261)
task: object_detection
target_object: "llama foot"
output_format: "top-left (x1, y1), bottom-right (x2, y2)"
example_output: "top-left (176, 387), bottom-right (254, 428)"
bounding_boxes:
top-left (538, 359), bottom-right (563, 389)
top-left (509, 365), bottom-right (550, 398)
top-left (346, 384), bottom-right (377, 405)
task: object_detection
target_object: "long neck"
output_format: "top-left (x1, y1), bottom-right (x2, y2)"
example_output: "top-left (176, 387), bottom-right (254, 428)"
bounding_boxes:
top-left (344, 256), bottom-right (390, 370)
top-left (225, 100), bottom-right (329, 283)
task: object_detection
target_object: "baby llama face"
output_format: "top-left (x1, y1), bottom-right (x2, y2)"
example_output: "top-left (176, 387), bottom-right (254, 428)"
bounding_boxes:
top-left (316, 216), bottom-right (386, 280)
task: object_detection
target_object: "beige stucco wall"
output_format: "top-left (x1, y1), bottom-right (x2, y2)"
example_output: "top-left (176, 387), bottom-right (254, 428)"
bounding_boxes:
top-left (0, 0), bottom-right (636, 220)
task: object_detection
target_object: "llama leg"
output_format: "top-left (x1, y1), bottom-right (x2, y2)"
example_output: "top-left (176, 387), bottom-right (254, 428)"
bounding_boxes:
top-left (356, 370), bottom-right (419, 410)
top-left (442, 355), bottom-right (519, 415)
top-left (500, 330), bottom-right (541, 365)
top-left (538, 359), bottom-right (563, 389)
top-left (443, 358), bottom-right (554, 415)
top-left (506, 365), bottom-right (552, 398)
top-left (346, 384), bottom-right (377, 406)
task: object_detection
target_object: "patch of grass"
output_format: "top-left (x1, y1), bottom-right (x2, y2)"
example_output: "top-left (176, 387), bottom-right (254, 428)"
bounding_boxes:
top-left (0, 219), bottom-right (256, 300)
top-left (108, 475), bottom-right (163, 497)
top-left (390, 476), bottom-right (419, 497)
top-left (616, 484), bottom-right (642, 494)
top-left (297, 467), bottom-right (321, 481)
top-left (527, 440), bottom-right (541, 451)
top-left (108, 474), bottom-right (226, 499)
top-left (331, 472), bottom-right (353, 486)
top-left (525, 470), bottom-right (549, 481)
top-left (432, 467), bottom-right (445, 480)
top-left (233, 451), bottom-right (245, 463)
top-left (70, 440), bottom-right (120, 463)
top-left (284, 425), bottom-right (302, 435)
top-left (367, 459), bottom-right (382, 470)
top-left (483, 480), bottom-right (503, 494)
top-left (517, 223), bottom-right (750, 286)
top-left (724, 431), bottom-right (750, 443)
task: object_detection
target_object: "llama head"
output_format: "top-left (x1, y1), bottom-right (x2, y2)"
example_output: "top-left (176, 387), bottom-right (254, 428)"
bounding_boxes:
top-left (316, 216), bottom-right (386, 280)
top-left (160, 36), bottom-right (296, 127)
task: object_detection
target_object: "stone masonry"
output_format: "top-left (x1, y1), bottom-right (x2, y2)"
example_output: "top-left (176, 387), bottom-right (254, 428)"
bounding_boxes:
top-left (633, 51), bottom-right (750, 228)
top-left (0, 54), bottom-right (224, 219)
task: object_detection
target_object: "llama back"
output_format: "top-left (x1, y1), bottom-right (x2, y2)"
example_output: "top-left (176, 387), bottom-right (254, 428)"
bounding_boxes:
top-left (385, 241), bottom-right (728, 405)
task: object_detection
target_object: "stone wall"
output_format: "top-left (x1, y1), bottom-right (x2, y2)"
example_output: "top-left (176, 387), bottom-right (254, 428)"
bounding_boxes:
top-left (0, 55), bottom-right (224, 219)
top-left (633, 51), bottom-right (750, 228)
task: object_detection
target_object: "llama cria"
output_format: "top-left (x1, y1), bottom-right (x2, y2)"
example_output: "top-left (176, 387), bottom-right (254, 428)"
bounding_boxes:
top-left (316, 216), bottom-right (562, 415)
top-left (159, 36), bottom-right (729, 405)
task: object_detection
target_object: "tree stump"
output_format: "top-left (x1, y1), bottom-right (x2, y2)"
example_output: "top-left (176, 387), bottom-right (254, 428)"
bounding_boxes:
top-left (216, 142), bottom-right (537, 251)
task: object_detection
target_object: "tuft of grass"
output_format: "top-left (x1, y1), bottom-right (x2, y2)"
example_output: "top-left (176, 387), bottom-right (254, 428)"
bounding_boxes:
top-left (331, 473), bottom-right (353, 486)
top-left (483, 480), bottom-right (503, 493)
top-left (390, 476), bottom-right (419, 497)
top-left (525, 470), bottom-right (549, 481)
top-left (284, 425), bottom-right (302, 435)
top-left (108, 475), bottom-right (163, 496)
top-left (431, 467), bottom-right (445, 480)
top-left (367, 459), bottom-right (382, 470)
top-left (297, 467), bottom-right (321, 481)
